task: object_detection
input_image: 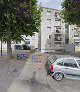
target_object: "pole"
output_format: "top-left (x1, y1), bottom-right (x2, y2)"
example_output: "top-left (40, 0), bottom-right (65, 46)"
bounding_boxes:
top-left (1, 38), bottom-right (2, 56)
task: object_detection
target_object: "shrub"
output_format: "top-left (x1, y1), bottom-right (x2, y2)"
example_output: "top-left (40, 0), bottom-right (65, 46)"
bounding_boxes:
top-left (22, 44), bottom-right (31, 50)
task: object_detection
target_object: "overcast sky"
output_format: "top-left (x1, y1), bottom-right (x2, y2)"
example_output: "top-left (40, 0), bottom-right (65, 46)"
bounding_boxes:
top-left (38, 0), bottom-right (64, 10)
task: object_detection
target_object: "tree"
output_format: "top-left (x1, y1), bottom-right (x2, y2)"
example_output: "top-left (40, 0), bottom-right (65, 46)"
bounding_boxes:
top-left (61, 0), bottom-right (80, 25)
top-left (0, 0), bottom-right (42, 58)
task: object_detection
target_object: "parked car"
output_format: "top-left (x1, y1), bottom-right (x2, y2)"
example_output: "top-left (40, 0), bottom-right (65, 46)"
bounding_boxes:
top-left (45, 55), bottom-right (57, 75)
top-left (46, 57), bottom-right (80, 81)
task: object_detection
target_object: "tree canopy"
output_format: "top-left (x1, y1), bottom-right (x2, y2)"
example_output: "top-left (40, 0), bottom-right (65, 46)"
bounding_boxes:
top-left (0, 0), bottom-right (42, 57)
top-left (0, 0), bottom-right (42, 41)
top-left (61, 0), bottom-right (80, 25)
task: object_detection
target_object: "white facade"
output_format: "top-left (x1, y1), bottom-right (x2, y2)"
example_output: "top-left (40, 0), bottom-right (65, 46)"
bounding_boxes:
top-left (23, 33), bottom-right (38, 49)
top-left (0, 32), bottom-right (38, 50)
top-left (69, 25), bottom-right (80, 52)
top-left (39, 7), bottom-right (65, 52)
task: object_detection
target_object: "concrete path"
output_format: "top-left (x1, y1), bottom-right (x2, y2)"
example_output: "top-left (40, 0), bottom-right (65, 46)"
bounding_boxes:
top-left (7, 61), bottom-right (56, 92)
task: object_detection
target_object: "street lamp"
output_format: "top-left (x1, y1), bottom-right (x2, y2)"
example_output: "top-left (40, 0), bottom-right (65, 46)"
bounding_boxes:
top-left (1, 38), bottom-right (2, 56)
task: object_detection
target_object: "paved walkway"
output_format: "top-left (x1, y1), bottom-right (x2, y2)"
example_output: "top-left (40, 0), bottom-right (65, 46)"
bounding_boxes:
top-left (7, 61), bottom-right (56, 92)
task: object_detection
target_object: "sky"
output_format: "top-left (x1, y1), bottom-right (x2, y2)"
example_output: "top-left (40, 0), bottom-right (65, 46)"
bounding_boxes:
top-left (38, 0), bottom-right (64, 10)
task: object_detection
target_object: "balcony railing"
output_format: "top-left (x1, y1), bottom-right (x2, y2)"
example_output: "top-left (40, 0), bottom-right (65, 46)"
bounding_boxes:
top-left (54, 32), bottom-right (62, 35)
top-left (54, 38), bottom-right (62, 41)
top-left (54, 30), bottom-right (62, 34)
top-left (74, 39), bottom-right (80, 42)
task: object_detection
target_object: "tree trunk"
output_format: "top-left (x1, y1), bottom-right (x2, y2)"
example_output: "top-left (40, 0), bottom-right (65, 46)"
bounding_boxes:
top-left (7, 39), bottom-right (13, 58)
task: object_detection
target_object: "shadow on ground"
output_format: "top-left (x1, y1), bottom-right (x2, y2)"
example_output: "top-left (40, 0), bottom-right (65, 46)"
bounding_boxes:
top-left (18, 71), bottom-right (56, 92)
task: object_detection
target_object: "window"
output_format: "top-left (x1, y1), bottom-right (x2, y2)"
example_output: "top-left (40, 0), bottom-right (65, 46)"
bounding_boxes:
top-left (54, 43), bottom-right (61, 47)
top-left (47, 11), bottom-right (51, 15)
top-left (56, 30), bottom-right (60, 33)
top-left (55, 19), bottom-right (61, 21)
top-left (25, 41), bottom-right (30, 44)
top-left (65, 39), bottom-right (69, 44)
top-left (74, 42), bottom-right (79, 46)
top-left (25, 39), bottom-right (30, 44)
top-left (55, 12), bottom-right (60, 18)
top-left (54, 35), bottom-right (62, 41)
top-left (47, 27), bottom-right (51, 31)
top-left (56, 27), bottom-right (61, 29)
top-left (77, 60), bottom-right (80, 67)
top-left (49, 35), bottom-right (51, 39)
top-left (63, 59), bottom-right (78, 68)
top-left (47, 19), bottom-right (51, 23)
top-left (57, 60), bottom-right (63, 66)
top-left (74, 34), bottom-right (79, 37)
top-left (54, 26), bottom-right (61, 29)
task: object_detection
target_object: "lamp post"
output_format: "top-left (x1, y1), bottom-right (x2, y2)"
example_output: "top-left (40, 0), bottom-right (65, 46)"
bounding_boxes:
top-left (1, 38), bottom-right (2, 56)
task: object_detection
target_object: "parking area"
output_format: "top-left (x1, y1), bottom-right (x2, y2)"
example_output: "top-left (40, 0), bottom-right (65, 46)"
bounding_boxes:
top-left (46, 54), bottom-right (80, 92)
top-left (8, 54), bottom-right (80, 92)
top-left (46, 76), bottom-right (80, 92)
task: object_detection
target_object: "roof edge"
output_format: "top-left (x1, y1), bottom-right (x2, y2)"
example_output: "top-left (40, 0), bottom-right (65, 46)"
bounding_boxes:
top-left (42, 7), bottom-right (61, 11)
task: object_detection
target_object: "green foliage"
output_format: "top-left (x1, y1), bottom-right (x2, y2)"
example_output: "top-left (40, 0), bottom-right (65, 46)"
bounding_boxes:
top-left (0, 0), bottom-right (42, 41)
top-left (61, 0), bottom-right (80, 25)
top-left (22, 44), bottom-right (31, 50)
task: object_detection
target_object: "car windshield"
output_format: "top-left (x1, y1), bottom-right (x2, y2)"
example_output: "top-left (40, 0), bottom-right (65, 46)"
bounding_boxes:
top-left (76, 60), bottom-right (80, 67)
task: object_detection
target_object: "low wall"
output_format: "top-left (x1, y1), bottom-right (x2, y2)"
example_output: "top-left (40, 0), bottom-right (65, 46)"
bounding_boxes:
top-left (64, 44), bottom-right (75, 53)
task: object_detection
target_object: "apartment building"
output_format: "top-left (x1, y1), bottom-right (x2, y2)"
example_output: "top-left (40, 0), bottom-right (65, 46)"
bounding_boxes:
top-left (38, 7), bottom-right (65, 52)
top-left (0, 33), bottom-right (38, 50)
top-left (69, 25), bottom-right (80, 52)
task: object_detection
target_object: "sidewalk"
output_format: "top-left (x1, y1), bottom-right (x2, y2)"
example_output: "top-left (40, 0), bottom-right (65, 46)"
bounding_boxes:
top-left (7, 61), bottom-right (56, 92)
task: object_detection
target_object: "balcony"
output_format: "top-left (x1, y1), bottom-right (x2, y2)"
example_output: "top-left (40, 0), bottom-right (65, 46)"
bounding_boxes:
top-left (74, 39), bottom-right (80, 42)
top-left (54, 22), bottom-right (61, 27)
top-left (54, 32), bottom-right (62, 35)
top-left (54, 30), bottom-right (62, 34)
top-left (54, 26), bottom-right (61, 29)
top-left (54, 38), bottom-right (62, 42)
top-left (55, 18), bottom-right (61, 21)
top-left (54, 12), bottom-right (61, 20)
